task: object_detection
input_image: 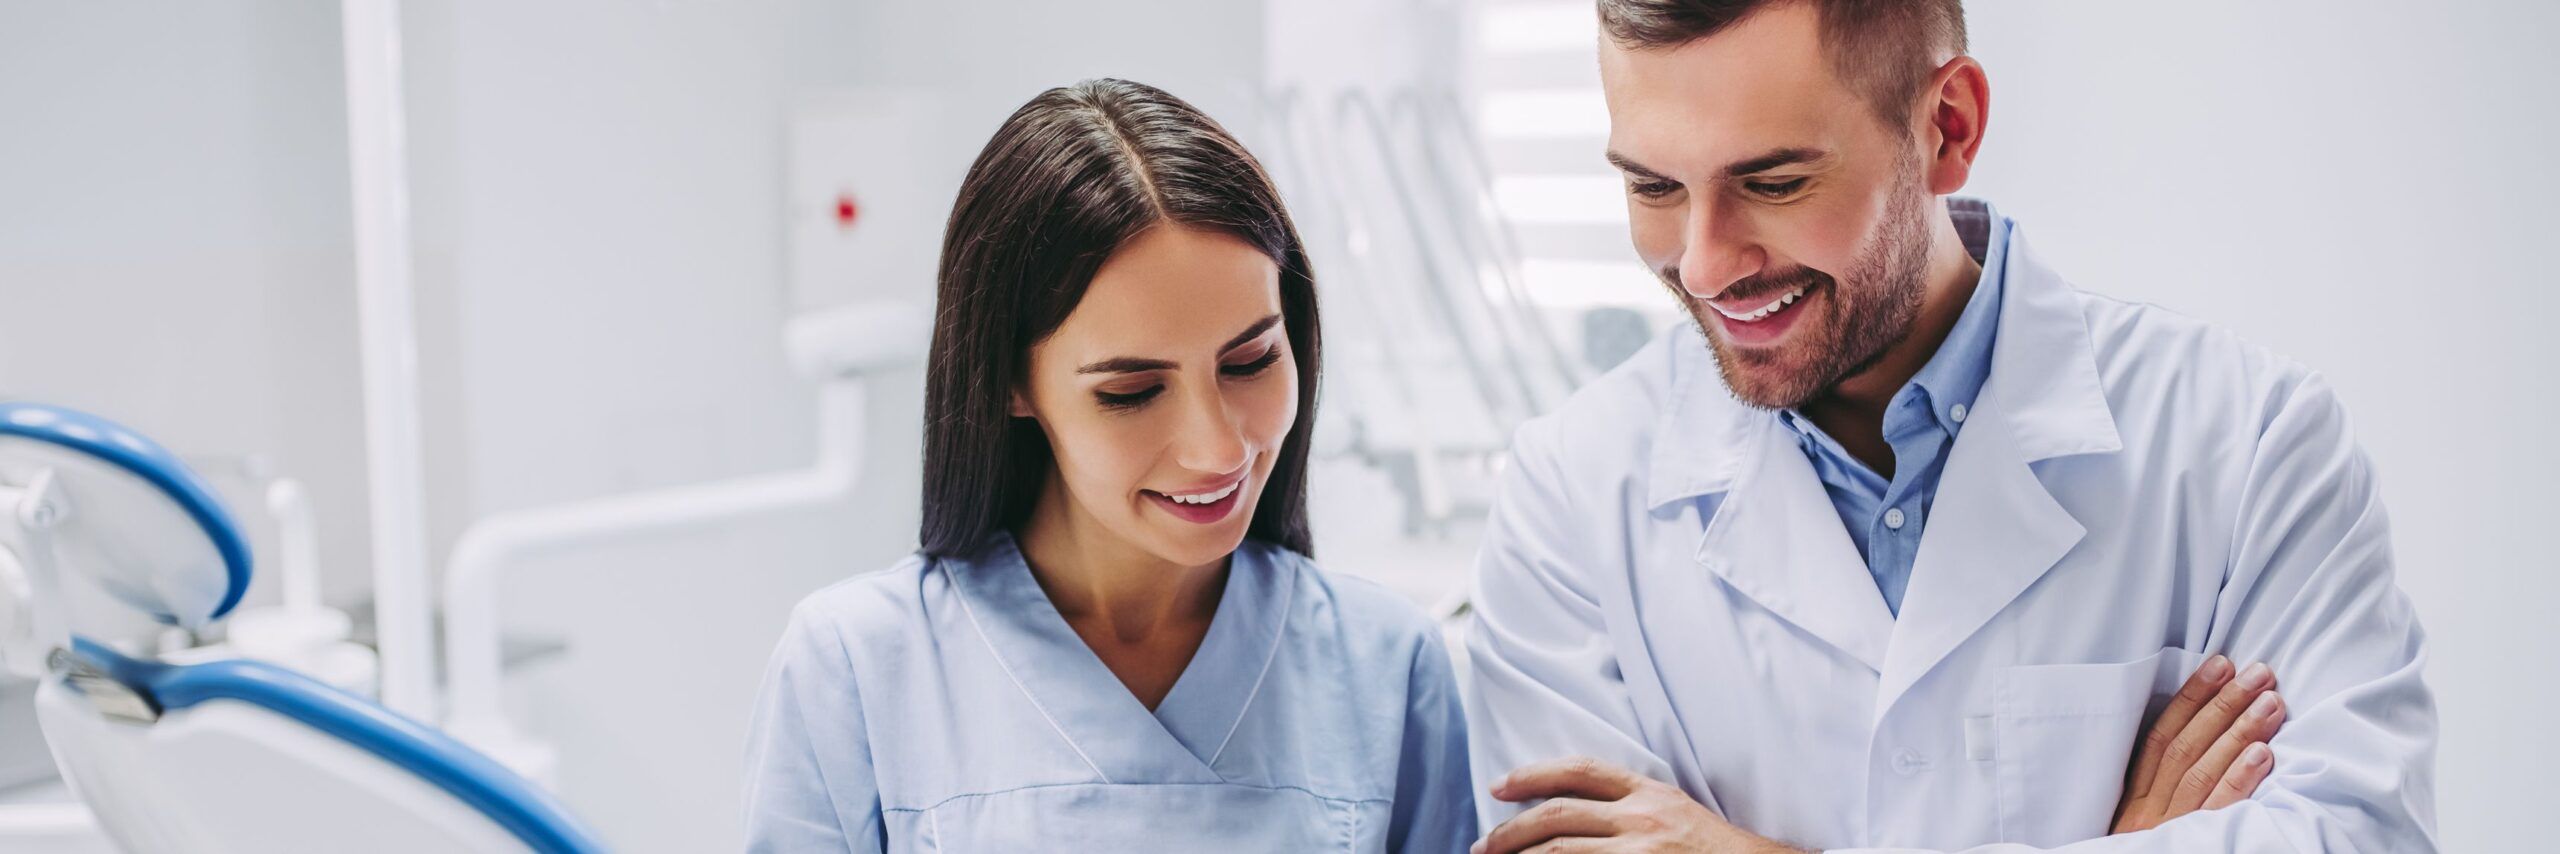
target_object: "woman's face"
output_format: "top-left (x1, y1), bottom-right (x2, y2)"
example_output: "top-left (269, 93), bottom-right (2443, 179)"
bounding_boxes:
top-left (1014, 224), bottom-right (1298, 570)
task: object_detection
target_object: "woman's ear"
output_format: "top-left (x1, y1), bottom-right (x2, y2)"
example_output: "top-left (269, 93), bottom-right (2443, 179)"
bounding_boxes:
top-left (1008, 387), bottom-right (1036, 419)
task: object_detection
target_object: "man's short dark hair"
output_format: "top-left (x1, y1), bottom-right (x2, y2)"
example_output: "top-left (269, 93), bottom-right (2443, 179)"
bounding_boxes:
top-left (1598, 0), bottom-right (1967, 131)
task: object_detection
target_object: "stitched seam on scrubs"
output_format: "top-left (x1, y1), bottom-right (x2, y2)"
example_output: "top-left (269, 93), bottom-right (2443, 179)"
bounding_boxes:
top-left (882, 781), bottom-right (1388, 814)
top-left (805, 611), bottom-right (863, 843)
top-left (1203, 556), bottom-right (1299, 769)
top-left (947, 564), bottom-right (1115, 784)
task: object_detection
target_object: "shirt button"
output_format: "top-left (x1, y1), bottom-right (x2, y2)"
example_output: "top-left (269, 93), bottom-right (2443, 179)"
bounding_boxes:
top-left (1884, 507), bottom-right (1907, 530)
top-left (1950, 403), bottom-right (1969, 423)
top-left (1892, 748), bottom-right (1930, 775)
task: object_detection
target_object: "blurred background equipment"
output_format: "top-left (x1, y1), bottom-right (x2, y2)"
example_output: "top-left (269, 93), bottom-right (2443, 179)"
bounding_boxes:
top-left (1, 0), bottom-right (2552, 850)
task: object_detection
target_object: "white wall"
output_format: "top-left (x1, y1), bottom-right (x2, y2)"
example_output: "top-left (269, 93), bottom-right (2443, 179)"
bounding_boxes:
top-left (0, 3), bottom-right (372, 631)
top-left (1964, 2), bottom-right (2556, 848)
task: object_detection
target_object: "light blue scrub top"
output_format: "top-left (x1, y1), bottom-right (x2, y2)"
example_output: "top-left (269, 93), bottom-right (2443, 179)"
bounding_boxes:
top-left (743, 533), bottom-right (1476, 852)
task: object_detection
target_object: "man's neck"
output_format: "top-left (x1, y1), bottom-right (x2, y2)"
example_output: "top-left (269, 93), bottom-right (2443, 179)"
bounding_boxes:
top-left (1797, 212), bottom-right (1984, 476)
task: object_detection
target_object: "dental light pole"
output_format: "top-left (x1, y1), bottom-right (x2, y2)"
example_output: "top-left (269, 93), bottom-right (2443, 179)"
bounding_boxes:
top-left (437, 302), bottom-right (926, 781)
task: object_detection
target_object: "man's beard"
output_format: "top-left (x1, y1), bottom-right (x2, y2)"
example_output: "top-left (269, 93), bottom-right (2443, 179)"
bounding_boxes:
top-left (1665, 152), bottom-right (1936, 411)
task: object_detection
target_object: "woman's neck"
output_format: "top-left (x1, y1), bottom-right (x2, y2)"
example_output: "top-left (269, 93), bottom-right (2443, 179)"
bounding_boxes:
top-left (1014, 473), bottom-right (1227, 645)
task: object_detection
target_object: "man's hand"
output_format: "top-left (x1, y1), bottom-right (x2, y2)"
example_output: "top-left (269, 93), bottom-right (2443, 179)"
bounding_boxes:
top-left (1474, 757), bottom-right (1804, 854)
top-left (2111, 655), bottom-right (2286, 833)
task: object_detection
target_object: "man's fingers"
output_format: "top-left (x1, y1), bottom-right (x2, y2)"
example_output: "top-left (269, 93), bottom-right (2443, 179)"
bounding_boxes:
top-left (2126, 654), bottom-right (2233, 805)
top-left (1522, 842), bottom-right (1610, 854)
top-left (1474, 797), bottom-right (1615, 854)
top-left (2168, 690), bottom-right (2286, 816)
top-left (2153, 661), bottom-right (2275, 799)
top-left (1490, 756), bottom-right (1648, 804)
top-left (2199, 742), bottom-right (2276, 811)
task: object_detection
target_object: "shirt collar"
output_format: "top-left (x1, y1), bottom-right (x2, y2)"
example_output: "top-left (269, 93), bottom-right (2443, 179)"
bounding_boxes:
top-left (1904, 198), bottom-right (2009, 434)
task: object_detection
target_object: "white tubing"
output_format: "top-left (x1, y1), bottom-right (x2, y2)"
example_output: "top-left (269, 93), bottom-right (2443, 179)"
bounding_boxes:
top-left (438, 381), bottom-right (869, 774)
top-left (340, 0), bottom-right (436, 720)
top-left (264, 479), bottom-right (322, 615)
top-left (0, 474), bottom-right (67, 679)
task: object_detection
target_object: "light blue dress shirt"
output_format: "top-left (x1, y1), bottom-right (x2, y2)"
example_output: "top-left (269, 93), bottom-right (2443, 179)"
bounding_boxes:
top-left (743, 532), bottom-right (1476, 852)
top-left (1778, 200), bottom-right (2010, 616)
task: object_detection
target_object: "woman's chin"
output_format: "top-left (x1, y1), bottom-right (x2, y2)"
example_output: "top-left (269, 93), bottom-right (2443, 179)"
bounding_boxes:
top-left (1135, 505), bottom-right (1256, 568)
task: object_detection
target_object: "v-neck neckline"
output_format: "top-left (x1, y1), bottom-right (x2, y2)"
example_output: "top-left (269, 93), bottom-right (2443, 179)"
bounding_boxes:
top-left (946, 532), bottom-right (1295, 784)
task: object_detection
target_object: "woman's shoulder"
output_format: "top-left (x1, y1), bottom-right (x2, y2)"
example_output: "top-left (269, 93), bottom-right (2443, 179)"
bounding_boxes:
top-left (1247, 541), bottom-right (1447, 659)
top-left (775, 551), bottom-right (957, 668)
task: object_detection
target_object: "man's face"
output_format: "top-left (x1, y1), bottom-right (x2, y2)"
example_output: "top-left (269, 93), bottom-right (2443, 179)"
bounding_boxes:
top-left (1600, 2), bottom-right (1938, 410)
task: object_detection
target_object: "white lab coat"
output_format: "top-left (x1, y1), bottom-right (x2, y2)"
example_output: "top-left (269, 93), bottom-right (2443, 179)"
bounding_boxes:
top-left (1461, 212), bottom-right (2438, 852)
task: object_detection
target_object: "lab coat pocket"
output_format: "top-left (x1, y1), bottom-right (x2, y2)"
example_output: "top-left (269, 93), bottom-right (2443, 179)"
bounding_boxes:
top-left (1988, 647), bottom-right (2207, 847)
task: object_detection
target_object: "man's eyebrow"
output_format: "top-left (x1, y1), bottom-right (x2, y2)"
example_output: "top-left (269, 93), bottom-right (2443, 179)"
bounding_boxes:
top-left (1722, 147), bottom-right (1828, 178)
top-left (1606, 147), bottom-right (1831, 181)
top-left (1605, 150), bottom-right (1668, 180)
top-left (1075, 313), bottom-right (1284, 375)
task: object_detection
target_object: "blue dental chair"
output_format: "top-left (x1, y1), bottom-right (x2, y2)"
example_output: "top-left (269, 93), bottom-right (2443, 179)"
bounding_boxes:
top-left (0, 402), bottom-right (606, 853)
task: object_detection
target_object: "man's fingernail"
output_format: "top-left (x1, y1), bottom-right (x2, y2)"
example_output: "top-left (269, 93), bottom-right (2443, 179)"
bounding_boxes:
top-left (2249, 690), bottom-right (2281, 718)
top-left (2202, 655), bottom-right (2232, 681)
top-left (2236, 662), bottom-right (2273, 690)
top-left (2242, 742), bottom-right (2271, 767)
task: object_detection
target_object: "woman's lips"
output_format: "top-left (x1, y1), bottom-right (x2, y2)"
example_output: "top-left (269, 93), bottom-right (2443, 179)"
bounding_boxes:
top-left (1142, 473), bottom-right (1247, 524)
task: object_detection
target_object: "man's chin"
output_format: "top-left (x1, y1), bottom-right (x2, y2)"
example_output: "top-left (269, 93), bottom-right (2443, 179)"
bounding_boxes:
top-left (1708, 354), bottom-right (1824, 411)
top-left (1689, 322), bottom-right (1808, 410)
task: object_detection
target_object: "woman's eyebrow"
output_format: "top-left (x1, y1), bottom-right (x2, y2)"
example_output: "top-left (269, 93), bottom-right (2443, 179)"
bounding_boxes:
top-left (1218, 314), bottom-right (1284, 354)
top-left (1075, 313), bottom-right (1284, 375)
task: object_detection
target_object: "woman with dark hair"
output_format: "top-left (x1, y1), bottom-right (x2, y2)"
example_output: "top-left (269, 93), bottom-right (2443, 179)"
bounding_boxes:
top-left (742, 79), bottom-right (1474, 852)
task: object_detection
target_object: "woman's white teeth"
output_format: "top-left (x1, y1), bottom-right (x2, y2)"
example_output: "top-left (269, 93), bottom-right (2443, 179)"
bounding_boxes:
top-left (1164, 479), bottom-right (1240, 505)
top-left (1714, 284), bottom-right (1808, 322)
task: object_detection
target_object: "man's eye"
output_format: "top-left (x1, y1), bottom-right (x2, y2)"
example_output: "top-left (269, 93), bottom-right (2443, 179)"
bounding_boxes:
top-left (1744, 177), bottom-right (1809, 199)
top-left (1629, 179), bottom-right (1682, 199)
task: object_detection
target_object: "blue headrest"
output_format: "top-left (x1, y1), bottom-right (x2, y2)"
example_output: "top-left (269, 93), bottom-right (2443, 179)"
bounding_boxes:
top-left (70, 637), bottom-right (608, 854)
top-left (0, 402), bottom-right (250, 626)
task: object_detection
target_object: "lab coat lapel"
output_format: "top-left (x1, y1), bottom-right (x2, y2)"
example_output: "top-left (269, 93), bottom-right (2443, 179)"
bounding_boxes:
top-left (1873, 391), bottom-right (2082, 714)
top-left (1874, 224), bottom-right (2123, 715)
top-left (1692, 417), bottom-right (1895, 673)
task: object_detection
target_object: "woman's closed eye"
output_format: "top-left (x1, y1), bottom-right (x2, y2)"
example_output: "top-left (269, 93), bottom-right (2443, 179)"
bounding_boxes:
top-left (1094, 384), bottom-right (1162, 410)
top-left (1222, 345), bottom-right (1283, 378)
top-left (1092, 345), bottom-right (1282, 412)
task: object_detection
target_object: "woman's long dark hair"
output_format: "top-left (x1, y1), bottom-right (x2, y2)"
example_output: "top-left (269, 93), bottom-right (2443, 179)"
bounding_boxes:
top-left (919, 79), bottom-right (1320, 558)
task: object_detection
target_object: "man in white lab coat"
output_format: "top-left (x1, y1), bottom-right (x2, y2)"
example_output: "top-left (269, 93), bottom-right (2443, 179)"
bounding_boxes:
top-left (1461, 1), bottom-right (2439, 851)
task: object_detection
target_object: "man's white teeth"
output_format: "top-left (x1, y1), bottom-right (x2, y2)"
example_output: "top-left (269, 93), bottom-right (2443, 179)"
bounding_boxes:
top-left (1165, 479), bottom-right (1241, 505)
top-left (1714, 284), bottom-right (1809, 322)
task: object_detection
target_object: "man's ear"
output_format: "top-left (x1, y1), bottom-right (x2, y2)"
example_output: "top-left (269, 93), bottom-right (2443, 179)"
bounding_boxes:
top-left (1921, 55), bottom-right (1990, 196)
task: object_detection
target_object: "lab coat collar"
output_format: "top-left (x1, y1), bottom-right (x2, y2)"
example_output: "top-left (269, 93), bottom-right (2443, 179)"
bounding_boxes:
top-left (1661, 199), bottom-right (2123, 678)
top-left (1973, 216), bottom-right (2124, 463)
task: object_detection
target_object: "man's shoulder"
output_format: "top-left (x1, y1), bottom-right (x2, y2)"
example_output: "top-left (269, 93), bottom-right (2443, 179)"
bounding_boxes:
top-left (2069, 290), bottom-right (2342, 447)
